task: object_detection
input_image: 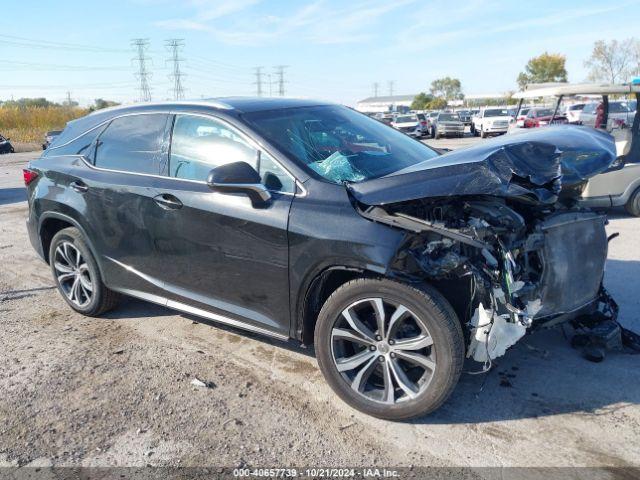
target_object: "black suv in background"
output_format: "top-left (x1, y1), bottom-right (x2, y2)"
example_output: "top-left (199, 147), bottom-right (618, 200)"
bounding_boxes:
top-left (0, 134), bottom-right (14, 154)
top-left (25, 98), bottom-right (617, 419)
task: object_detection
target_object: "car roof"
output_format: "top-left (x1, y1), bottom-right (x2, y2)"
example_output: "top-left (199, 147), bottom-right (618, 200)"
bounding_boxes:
top-left (55, 97), bottom-right (334, 147)
top-left (88, 97), bottom-right (332, 117)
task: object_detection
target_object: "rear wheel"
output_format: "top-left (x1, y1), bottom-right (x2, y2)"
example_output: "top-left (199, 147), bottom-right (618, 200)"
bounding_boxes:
top-left (315, 278), bottom-right (464, 420)
top-left (49, 227), bottom-right (120, 316)
top-left (625, 187), bottom-right (640, 217)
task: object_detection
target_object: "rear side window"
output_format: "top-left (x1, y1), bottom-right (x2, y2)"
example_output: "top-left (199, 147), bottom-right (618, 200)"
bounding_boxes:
top-left (94, 114), bottom-right (169, 175)
top-left (43, 125), bottom-right (106, 161)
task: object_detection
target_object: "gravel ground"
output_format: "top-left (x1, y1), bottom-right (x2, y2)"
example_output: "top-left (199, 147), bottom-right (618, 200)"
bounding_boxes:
top-left (1, 150), bottom-right (639, 470)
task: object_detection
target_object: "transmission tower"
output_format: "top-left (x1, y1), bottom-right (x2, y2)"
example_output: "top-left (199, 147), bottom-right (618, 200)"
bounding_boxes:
top-left (131, 38), bottom-right (152, 102)
top-left (372, 82), bottom-right (379, 97)
top-left (387, 80), bottom-right (394, 97)
top-left (253, 67), bottom-right (265, 96)
top-left (274, 65), bottom-right (289, 97)
top-left (165, 39), bottom-right (186, 100)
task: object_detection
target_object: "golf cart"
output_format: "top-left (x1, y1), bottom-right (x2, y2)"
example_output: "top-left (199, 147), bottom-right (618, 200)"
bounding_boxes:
top-left (512, 83), bottom-right (640, 216)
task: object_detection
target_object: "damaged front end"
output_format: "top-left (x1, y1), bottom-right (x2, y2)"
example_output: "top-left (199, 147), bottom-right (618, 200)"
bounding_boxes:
top-left (349, 127), bottom-right (620, 365)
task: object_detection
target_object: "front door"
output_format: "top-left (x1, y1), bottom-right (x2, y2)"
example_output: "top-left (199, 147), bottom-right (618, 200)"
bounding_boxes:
top-left (150, 113), bottom-right (297, 337)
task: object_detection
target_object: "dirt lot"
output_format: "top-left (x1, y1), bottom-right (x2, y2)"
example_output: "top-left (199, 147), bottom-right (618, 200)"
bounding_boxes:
top-left (1, 150), bottom-right (640, 470)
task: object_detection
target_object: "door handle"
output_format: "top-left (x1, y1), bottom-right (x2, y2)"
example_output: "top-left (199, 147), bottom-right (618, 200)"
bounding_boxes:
top-left (70, 180), bottom-right (88, 193)
top-left (154, 193), bottom-right (183, 210)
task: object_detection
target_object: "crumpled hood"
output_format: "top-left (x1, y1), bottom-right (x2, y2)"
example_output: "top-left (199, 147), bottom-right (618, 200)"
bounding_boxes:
top-left (348, 126), bottom-right (616, 206)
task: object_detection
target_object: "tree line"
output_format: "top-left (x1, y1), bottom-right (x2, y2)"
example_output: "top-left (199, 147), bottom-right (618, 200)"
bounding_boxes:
top-left (411, 37), bottom-right (640, 110)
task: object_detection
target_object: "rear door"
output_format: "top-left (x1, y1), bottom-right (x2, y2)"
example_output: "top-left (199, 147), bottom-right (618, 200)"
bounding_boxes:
top-left (79, 113), bottom-right (172, 299)
top-left (149, 113), bottom-right (296, 337)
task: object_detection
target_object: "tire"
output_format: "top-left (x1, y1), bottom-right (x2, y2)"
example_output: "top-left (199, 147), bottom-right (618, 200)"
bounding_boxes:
top-left (480, 127), bottom-right (487, 138)
top-left (49, 227), bottom-right (120, 316)
top-left (314, 278), bottom-right (464, 421)
top-left (471, 124), bottom-right (478, 136)
top-left (625, 187), bottom-right (640, 217)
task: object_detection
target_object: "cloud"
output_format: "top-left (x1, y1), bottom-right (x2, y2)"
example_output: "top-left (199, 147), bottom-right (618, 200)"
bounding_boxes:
top-left (155, 0), bottom-right (418, 46)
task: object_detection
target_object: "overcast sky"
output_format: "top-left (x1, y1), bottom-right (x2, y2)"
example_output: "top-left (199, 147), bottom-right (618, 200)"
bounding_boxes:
top-left (2, 0), bottom-right (639, 106)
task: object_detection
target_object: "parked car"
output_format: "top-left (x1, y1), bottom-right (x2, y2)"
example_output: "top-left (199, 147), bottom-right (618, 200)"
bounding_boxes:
top-left (522, 107), bottom-right (568, 128)
top-left (25, 99), bottom-right (618, 419)
top-left (471, 107), bottom-right (513, 137)
top-left (425, 111), bottom-right (439, 129)
top-left (564, 103), bottom-right (585, 124)
top-left (581, 101), bottom-right (633, 129)
top-left (515, 107), bottom-right (531, 127)
top-left (430, 112), bottom-right (465, 139)
top-left (455, 109), bottom-right (472, 126)
top-left (0, 134), bottom-right (15, 154)
top-left (391, 114), bottom-right (425, 137)
top-left (42, 130), bottom-right (62, 150)
top-left (416, 113), bottom-right (429, 135)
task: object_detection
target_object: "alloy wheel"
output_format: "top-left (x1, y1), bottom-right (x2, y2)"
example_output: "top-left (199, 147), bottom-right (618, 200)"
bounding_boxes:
top-left (330, 297), bottom-right (436, 405)
top-left (53, 241), bottom-right (93, 308)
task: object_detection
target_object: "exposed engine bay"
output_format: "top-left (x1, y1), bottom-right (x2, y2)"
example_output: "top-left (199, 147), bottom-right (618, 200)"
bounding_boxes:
top-left (358, 198), bottom-right (617, 365)
top-left (347, 127), bottom-right (626, 365)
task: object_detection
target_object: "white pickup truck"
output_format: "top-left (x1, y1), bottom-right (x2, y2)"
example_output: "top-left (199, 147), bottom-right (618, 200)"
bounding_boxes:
top-left (471, 107), bottom-right (514, 138)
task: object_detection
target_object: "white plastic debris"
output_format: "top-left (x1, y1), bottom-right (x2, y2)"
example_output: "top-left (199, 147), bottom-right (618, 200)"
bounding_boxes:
top-left (467, 303), bottom-right (527, 363)
top-left (190, 377), bottom-right (214, 389)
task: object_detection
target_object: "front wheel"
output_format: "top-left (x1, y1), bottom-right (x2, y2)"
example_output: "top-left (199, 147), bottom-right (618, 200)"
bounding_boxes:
top-left (49, 227), bottom-right (120, 316)
top-left (314, 278), bottom-right (464, 420)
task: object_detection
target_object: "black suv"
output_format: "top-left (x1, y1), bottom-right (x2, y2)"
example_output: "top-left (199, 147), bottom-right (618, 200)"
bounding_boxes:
top-left (25, 98), bottom-right (617, 419)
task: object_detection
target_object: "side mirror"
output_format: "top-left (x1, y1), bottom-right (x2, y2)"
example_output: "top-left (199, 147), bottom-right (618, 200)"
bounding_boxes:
top-left (207, 161), bottom-right (271, 205)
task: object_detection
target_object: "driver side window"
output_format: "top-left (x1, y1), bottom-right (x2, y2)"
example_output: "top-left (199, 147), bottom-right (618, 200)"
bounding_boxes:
top-left (169, 114), bottom-right (295, 193)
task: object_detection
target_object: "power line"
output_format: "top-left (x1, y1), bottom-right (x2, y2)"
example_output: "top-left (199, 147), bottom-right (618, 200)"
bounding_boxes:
top-left (131, 38), bottom-right (152, 102)
top-left (1, 60), bottom-right (131, 72)
top-left (0, 33), bottom-right (131, 53)
top-left (274, 65), bottom-right (289, 97)
top-left (253, 67), bottom-right (264, 96)
top-left (165, 39), bottom-right (186, 100)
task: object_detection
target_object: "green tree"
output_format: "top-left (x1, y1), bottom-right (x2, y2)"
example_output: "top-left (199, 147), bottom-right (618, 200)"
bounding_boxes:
top-left (517, 52), bottom-right (568, 90)
top-left (410, 92), bottom-right (433, 110)
top-left (584, 38), bottom-right (639, 83)
top-left (1, 97), bottom-right (59, 108)
top-left (425, 97), bottom-right (447, 110)
top-left (429, 77), bottom-right (463, 101)
top-left (91, 99), bottom-right (120, 111)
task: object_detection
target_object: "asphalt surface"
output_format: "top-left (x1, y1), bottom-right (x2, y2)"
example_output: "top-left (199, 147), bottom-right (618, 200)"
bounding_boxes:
top-left (1, 147), bottom-right (639, 470)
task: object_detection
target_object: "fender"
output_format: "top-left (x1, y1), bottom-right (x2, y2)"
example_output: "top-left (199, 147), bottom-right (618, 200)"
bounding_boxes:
top-left (38, 210), bottom-right (106, 279)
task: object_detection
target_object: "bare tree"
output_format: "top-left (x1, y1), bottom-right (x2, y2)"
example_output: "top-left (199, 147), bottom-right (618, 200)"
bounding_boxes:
top-left (584, 38), bottom-right (638, 83)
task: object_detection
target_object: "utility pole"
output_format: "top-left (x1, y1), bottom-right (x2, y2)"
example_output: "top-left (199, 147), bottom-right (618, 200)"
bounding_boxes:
top-left (373, 82), bottom-right (379, 98)
top-left (268, 73), bottom-right (273, 97)
top-left (131, 38), bottom-right (152, 102)
top-left (387, 80), bottom-right (394, 97)
top-left (274, 65), bottom-right (288, 96)
top-left (253, 67), bottom-right (264, 96)
top-left (165, 39), bottom-right (185, 100)
top-left (66, 91), bottom-right (73, 106)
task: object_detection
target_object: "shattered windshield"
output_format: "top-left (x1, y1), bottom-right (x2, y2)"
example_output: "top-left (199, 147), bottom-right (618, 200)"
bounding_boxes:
top-left (243, 105), bottom-right (439, 183)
